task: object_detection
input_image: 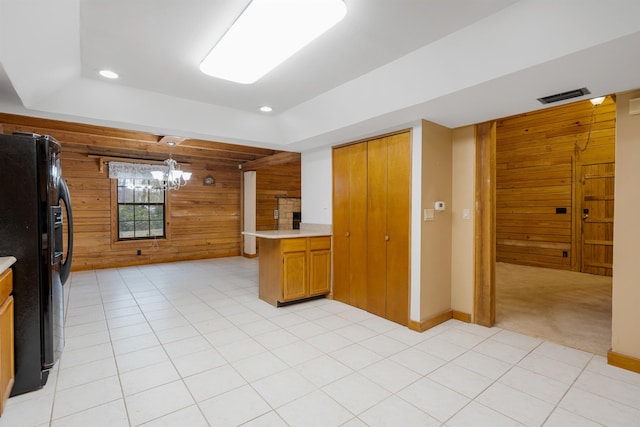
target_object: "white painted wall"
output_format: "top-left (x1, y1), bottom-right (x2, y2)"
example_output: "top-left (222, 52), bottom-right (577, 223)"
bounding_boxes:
top-left (243, 171), bottom-right (256, 255)
top-left (612, 90), bottom-right (640, 359)
top-left (410, 124), bottom-right (423, 322)
top-left (451, 126), bottom-right (476, 317)
top-left (419, 121), bottom-right (453, 321)
top-left (301, 147), bottom-right (333, 225)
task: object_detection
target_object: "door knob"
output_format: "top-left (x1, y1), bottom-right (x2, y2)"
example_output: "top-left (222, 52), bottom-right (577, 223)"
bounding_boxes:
top-left (385, 235), bottom-right (390, 241)
top-left (345, 231), bottom-right (350, 237)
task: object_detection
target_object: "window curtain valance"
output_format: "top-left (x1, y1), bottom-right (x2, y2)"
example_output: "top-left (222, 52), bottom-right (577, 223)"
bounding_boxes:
top-left (108, 161), bottom-right (167, 180)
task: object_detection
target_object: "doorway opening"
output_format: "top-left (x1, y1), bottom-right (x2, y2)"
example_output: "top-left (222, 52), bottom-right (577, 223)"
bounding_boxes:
top-left (477, 96), bottom-right (615, 355)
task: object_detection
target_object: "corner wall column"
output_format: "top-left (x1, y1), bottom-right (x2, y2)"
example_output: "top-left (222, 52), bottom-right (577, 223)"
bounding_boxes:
top-left (243, 171), bottom-right (257, 256)
top-left (474, 121), bottom-right (496, 327)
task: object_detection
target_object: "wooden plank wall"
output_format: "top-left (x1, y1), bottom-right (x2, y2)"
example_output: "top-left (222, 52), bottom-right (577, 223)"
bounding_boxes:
top-left (62, 151), bottom-right (242, 270)
top-left (254, 162), bottom-right (301, 253)
top-left (256, 162), bottom-right (301, 232)
top-left (0, 114), bottom-right (295, 271)
top-left (495, 97), bottom-right (616, 271)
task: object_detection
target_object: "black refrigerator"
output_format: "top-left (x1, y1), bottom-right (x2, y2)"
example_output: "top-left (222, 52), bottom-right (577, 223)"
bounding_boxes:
top-left (0, 133), bottom-right (73, 396)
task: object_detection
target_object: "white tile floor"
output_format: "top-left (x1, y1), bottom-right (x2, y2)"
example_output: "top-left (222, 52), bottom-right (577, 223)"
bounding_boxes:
top-left (2, 257), bottom-right (640, 426)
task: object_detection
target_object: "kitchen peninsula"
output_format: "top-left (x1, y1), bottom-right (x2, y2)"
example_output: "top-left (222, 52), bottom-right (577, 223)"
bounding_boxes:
top-left (243, 228), bottom-right (332, 307)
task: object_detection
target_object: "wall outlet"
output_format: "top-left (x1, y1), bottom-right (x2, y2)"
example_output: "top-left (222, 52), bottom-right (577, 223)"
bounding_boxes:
top-left (273, 209), bottom-right (279, 219)
top-left (137, 249), bottom-right (142, 256)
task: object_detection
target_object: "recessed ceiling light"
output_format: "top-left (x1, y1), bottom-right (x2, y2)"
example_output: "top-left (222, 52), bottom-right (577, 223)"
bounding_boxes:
top-left (259, 106), bottom-right (273, 113)
top-left (200, 0), bottom-right (347, 84)
top-left (99, 70), bottom-right (119, 79)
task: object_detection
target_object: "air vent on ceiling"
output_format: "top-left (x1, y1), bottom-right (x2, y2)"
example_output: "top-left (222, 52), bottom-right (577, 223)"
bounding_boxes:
top-left (537, 87), bottom-right (591, 105)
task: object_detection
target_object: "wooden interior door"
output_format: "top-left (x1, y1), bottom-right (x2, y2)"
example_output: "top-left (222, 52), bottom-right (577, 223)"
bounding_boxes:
top-left (366, 137), bottom-right (388, 317)
top-left (581, 162), bottom-right (615, 276)
top-left (385, 132), bottom-right (410, 325)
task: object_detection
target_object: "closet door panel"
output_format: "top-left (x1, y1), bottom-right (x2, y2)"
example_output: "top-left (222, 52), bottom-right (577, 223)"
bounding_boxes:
top-left (348, 143), bottom-right (369, 310)
top-left (385, 132), bottom-right (411, 325)
top-left (366, 137), bottom-right (388, 317)
top-left (332, 146), bottom-right (350, 303)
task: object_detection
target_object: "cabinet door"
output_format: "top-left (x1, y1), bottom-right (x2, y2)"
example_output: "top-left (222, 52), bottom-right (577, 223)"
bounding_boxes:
top-left (283, 251), bottom-right (307, 302)
top-left (309, 248), bottom-right (331, 296)
top-left (385, 132), bottom-right (411, 325)
top-left (0, 295), bottom-right (14, 414)
top-left (367, 137), bottom-right (388, 318)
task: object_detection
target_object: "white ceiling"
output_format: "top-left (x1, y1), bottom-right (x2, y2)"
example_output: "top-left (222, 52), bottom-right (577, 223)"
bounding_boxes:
top-left (1, 0), bottom-right (640, 152)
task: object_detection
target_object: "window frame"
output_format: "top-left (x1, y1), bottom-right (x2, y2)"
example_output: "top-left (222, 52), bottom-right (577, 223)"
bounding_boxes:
top-left (110, 179), bottom-right (171, 247)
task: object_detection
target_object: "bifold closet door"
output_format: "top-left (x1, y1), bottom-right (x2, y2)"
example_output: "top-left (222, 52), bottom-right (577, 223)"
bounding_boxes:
top-left (366, 137), bottom-right (388, 318)
top-left (366, 133), bottom-right (410, 325)
top-left (332, 143), bottom-right (368, 309)
top-left (332, 146), bottom-right (350, 303)
top-left (385, 132), bottom-right (410, 325)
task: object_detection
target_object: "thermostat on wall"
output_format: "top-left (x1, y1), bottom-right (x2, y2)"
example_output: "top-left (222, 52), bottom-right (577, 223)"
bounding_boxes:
top-left (434, 201), bottom-right (446, 211)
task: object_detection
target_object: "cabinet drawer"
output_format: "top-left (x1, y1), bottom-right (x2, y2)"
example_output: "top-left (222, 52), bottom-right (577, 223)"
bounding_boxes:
top-left (309, 236), bottom-right (331, 251)
top-left (0, 269), bottom-right (11, 304)
top-left (282, 238), bottom-right (307, 253)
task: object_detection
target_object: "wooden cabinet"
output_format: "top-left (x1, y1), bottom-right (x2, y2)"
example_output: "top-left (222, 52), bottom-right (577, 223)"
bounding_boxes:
top-left (259, 236), bottom-right (331, 306)
top-left (0, 268), bottom-right (14, 416)
top-left (333, 131), bottom-right (411, 325)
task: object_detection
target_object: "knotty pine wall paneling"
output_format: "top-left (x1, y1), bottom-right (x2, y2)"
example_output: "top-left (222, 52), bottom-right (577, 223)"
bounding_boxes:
top-left (62, 148), bottom-right (242, 270)
top-left (0, 113), bottom-right (286, 270)
top-left (256, 162), bottom-right (301, 232)
top-left (495, 97), bottom-right (616, 271)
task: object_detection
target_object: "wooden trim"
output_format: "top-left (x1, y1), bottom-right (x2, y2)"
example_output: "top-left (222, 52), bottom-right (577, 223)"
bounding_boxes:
top-left (332, 128), bottom-right (413, 149)
top-left (608, 351), bottom-right (640, 374)
top-left (70, 252), bottom-right (236, 271)
top-left (110, 179), bottom-right (118, 245)
top-left (109, 179), bottom-right (172, 247)
top-left (474, 121), bottom-right (496, 327)
top-left (88, 155), bottom-right (191, 174)
top-left (408, 310), bottom-right (453, 332)
top-left (241, 152), bottom-right (301, 171)
top-left (0, 269), bottom-right (12, 306)
top-left (157, 136), bottom-right (186, 146)
top-left (240, 169), bottom-right (245, 256)
top-left (242, 253), bottom-right (257, 259)
top-left (452, 310), bottom-right (472, 323)
top-left (572, 154), bottom-right (581, 271)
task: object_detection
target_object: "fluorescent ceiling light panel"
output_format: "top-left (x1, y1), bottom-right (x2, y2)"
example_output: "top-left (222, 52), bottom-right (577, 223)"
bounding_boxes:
top-left (200, 0), bottom-right (346, 84)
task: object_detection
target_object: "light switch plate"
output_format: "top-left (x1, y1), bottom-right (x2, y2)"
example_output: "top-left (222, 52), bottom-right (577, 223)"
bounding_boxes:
top-left (462, 208), bottom-right (470, 220)
top-left (424, 208), bottom-right (435, 221)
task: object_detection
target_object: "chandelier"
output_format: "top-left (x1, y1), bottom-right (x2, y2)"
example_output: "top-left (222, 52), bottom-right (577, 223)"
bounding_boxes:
top-left (150, 156), bottom-right (192, 191)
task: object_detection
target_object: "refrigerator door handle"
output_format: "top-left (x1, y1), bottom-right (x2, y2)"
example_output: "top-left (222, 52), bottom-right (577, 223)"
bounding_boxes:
top-left (58, 178), bottom-right (73, 285)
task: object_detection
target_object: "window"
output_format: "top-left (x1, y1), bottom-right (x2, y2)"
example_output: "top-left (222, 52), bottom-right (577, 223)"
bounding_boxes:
top-left (117, 179), bottom-right (165, 240)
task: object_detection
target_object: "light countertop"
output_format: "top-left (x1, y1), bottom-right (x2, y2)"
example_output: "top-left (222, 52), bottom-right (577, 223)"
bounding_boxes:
top-left (0, 256), bottom-right (17, 273)
top-left (242, 230), bottom-right (331, 239)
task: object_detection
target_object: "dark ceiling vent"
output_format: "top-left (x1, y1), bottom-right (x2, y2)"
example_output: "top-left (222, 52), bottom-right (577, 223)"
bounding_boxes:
top-left (537, 87), bottom-right (591, 105)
